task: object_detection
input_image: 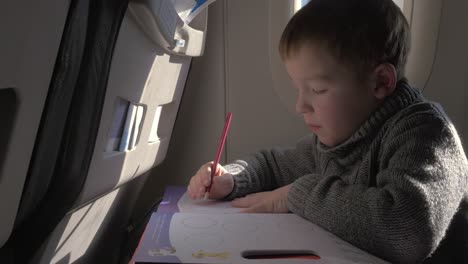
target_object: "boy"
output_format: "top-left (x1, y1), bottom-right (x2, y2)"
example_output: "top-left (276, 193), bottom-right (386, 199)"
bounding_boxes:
top-left (187, 0), bottom-right (468, 263)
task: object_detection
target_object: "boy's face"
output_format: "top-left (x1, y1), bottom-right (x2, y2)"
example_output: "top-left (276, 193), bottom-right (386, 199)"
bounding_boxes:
top-left (284, 43), bottom-right (381, 147)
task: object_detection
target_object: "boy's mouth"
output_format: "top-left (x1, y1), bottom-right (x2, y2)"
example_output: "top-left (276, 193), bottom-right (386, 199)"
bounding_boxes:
top-left (308, 125), bottom-right (321, 133)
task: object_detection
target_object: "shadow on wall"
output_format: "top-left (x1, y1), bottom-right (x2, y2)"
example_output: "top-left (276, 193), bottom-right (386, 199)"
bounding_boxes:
top-left (0, 88), bottom-right (17, 176)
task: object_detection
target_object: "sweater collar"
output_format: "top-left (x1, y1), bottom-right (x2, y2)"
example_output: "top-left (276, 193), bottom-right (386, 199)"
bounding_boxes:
top-left (317, 80), bottom-right (424, 155)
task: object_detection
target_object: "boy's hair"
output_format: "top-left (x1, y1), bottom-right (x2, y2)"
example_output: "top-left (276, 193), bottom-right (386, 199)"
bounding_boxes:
top-left (279, 0), bottom-right (410, 81)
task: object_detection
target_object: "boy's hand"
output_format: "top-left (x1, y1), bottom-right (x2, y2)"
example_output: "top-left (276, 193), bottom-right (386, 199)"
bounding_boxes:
top-left (187, 162), bottom-right (234, 200)
top-left (231, 184), bottom-right (291, 213)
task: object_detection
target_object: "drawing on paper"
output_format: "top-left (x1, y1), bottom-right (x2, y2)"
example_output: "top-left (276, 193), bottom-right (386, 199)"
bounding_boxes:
top-left (184, 232), bottom-right (224, 247)
top-left (192, 250), bottom-right (230, 260)
top-left (222, 222), bottom-right (259, 233)
top-left (148, 246), bottom-right (176, 257)
top-left (181, 216), bottom-right (217, 228)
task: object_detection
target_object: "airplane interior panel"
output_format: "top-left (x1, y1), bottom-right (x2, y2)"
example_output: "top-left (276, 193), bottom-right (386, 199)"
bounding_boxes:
top-left (74, 10), bottom-right (193, 206)
top-left (0, 0), bottom-right (69, 250)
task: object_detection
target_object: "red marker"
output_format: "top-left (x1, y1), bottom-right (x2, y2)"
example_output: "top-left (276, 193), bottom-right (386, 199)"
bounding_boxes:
top-left (204, 112), bottom-right (232, 200)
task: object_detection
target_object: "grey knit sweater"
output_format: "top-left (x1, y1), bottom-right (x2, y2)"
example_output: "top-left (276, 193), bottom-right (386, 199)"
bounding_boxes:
top-left (223, 82), bottom-right (468, 263)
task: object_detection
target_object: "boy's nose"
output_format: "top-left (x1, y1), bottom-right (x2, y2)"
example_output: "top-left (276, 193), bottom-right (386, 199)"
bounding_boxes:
top-left (295, 95), bottom-right (312, 114)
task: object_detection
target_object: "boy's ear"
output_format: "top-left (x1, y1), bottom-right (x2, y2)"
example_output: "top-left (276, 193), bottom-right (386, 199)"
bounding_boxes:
top-left (372, 63), bottom-right (397, 100)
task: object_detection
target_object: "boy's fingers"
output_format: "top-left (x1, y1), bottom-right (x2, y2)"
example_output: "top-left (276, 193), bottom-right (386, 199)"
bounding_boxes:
top-left (211, 174), bottom-right (226, 187)
top-left (195, 172), bottom-right (208, 189)
top-left (191, 176), bottom-right (203, 199)
top-left (190, 162), bottom-right (229, 200)
top-left (213, 163), bottom-right (222, 176)
top-left (201, 164), bottom-right (212, 185)
top-left (188, 185), bottom-right (193, 197)
top-left (195, 176), bottom-right (202, 189)
top-left (203, 171), bottom-right (212, 186)
top-left (187, 178), bottom-right (194, 196)
top-left (231, 195), bottom-right (258, 208)
top-left (205, 162), bottom-right (214, 172)
top-left (240, 204), bottom-right (266, 213)
top-left (231, 198), bottom-right (245, 208)
top-left (188, 180), bottom-right (200, 199)
top-left (207, 162), bottom-right (223, 177)
top-left (214, 163), bottom-right (228, 176)
top-left (195, 185), bottom-right (204, 198)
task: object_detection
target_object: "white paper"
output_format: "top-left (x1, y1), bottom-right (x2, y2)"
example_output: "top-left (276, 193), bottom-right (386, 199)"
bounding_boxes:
top-left (177, 192), bottom-right (241, 214)
top-left (134, 187), bottom-right (391, 263)
top-left (168, 213), bottom-right (389, 264)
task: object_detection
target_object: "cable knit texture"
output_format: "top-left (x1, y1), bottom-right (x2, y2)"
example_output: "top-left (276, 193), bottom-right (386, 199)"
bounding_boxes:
top-left (223, 81), bottom-right (468, 263)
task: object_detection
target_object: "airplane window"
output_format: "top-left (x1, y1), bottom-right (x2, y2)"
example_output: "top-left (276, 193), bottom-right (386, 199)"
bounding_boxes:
top-left (393, 0), bottom-right (405, 10)
top-left (294, 0), bottom-right (405, 13)
top-left (294, 0), bottom-right (311, 13)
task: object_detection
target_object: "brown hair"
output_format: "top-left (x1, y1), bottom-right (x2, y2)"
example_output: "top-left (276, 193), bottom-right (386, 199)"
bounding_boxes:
top-left (279, 0), bottom-right (410, 80)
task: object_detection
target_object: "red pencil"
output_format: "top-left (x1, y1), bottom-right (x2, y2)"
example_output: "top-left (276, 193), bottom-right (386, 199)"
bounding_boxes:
top-left (204, 112), bottom-right (232, 200)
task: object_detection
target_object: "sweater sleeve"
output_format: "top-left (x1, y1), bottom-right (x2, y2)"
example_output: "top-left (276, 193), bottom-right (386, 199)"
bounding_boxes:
top-left (287, 113), bottom-right (468, 263)
top-left (223, 135), bottom-right (320, 200)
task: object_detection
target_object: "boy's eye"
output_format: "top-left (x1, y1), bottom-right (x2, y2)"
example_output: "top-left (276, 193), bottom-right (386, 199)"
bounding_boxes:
top-left (311, 88), bottom-right (327, 94)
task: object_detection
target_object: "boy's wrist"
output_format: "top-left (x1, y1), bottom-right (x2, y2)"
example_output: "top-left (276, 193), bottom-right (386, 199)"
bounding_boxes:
top-left (220, 174), bottom-right (237, 200)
